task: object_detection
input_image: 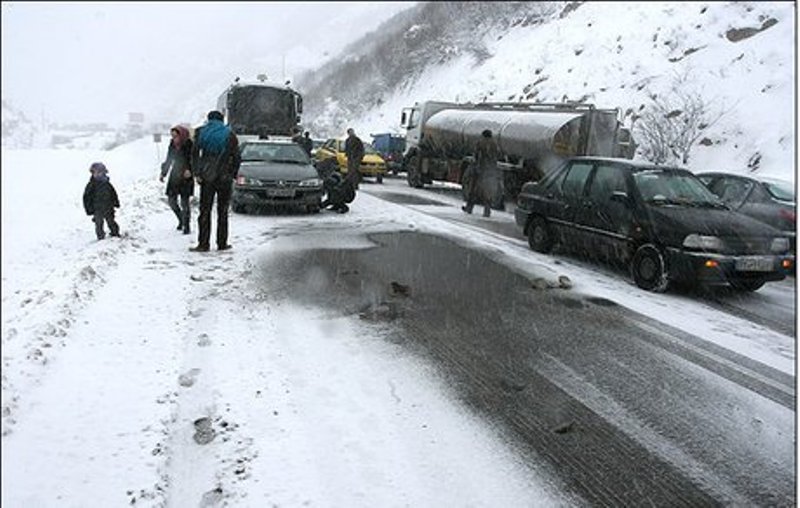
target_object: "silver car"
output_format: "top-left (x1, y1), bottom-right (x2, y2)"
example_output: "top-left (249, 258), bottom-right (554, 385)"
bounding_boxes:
top-left (233, 139), bottom-right (323, 214)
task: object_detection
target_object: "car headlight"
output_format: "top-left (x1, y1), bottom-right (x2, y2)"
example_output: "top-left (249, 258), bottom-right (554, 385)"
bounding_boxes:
top-left (298, 178), bottom-right (323, 188)
top-left (683, 234), bottom-right (724, 251)
top-left (236, 175), bottom-right (262, 186)
top-left (771, 237), bottom-right (790, 253)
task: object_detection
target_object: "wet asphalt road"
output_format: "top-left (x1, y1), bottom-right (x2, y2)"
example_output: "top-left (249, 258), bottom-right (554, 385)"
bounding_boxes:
top-left (366, 178), bottom-right (797, 338)
top-left (260, 230), bottom-right (795, 506)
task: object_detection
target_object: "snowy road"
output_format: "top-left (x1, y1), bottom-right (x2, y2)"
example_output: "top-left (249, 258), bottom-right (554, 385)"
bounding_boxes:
top-left (364, 177), bottom-right (797, 338)
top-left (268, 227), bottom-right (795, 506)
top-left (2, 145), bottom-right (795, 506)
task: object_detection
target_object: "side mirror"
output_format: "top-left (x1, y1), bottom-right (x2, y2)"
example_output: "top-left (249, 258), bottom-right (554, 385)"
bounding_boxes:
top-left (610, 191), bottom-right (632, 207)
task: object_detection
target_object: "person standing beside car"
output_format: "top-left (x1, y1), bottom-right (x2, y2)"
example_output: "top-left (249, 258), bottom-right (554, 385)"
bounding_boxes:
top-left (301, 131), bottom-right (314, 157)
top-left (190, 110), bottom-right (241, 252)
top-left (344, 128), bottom-right (365, 189)
top-left (160, 125), bottom-right (194, 234)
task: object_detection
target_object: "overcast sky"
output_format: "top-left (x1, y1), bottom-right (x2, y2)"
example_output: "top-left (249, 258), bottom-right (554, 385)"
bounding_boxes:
top-left (1, 1), bottom-right (415, 127)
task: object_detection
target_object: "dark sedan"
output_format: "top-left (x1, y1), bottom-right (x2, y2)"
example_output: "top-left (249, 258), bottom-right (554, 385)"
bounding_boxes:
top-left (695, 171), bottom-right (796, 254)
top-left (514, 157), bottom-right (794, 292)
top-left (233, 140), bottom-right (324, 214)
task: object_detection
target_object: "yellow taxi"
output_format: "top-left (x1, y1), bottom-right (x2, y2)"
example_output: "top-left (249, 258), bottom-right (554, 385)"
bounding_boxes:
top-left (315, 138), bottom-right (387, 183)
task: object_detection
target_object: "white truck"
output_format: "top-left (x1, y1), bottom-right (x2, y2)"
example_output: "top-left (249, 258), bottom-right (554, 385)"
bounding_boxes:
top-left (400, 101), bottom-right (635, 197)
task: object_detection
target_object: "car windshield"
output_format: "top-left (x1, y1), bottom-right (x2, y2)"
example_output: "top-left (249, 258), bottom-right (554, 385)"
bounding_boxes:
top-left (634, 169), bottom-right (725, 207)
top-left (762, 178), bottom-right (795, 202)
top-left (240, 143), bottom-right (310, 164)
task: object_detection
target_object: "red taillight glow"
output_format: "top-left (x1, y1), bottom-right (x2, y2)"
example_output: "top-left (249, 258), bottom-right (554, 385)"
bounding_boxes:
top-left (704, 259), bottom-right (720, 268)
top-left (782, 259), bottom-right (793, 269)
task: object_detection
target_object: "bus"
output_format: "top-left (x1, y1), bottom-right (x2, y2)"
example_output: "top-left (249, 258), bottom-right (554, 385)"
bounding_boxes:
top-left (216, 80), bottom-right (303, 138)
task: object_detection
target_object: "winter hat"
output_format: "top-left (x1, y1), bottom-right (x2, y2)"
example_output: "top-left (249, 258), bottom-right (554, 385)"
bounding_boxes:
top-left (207, 110), bottom-right (224, 122)
top-left (89, 162), bottom-right (108, 174)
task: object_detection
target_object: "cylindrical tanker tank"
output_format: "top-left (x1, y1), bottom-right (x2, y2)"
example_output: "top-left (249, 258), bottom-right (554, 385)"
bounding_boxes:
top-left (422, 109), bottom-right (585, 160)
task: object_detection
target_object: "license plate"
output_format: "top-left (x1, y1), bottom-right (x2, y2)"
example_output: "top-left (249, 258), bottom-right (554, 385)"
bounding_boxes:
top-left (735, 257), bottom-right (773, 272)
top-left (266, 188), bottom-right (295, 197)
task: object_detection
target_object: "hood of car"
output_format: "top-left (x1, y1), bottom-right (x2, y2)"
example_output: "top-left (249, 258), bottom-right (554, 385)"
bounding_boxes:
top-left (337, 153), bottom-right (384, 164)
top-left (361, 154), bottom-right (385, 164)
top-left (239, 161), bottom-right (318, 180)
top-left (646, 204), bottom-right (784, 239)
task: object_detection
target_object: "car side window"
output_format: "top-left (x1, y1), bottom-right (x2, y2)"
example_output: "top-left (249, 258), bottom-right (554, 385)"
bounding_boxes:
top-left (588, 164), bottom-right (627, 204)
top-left (561, 162), bottom-right (593, 198)
top-left (716, 178), bottom-right (752, 205)
top-left (747, 183), bottom-right (772, 204)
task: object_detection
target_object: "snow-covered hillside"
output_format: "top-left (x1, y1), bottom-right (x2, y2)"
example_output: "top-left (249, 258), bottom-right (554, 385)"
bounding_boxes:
top-left (303, 1), bottom-right (795, 184)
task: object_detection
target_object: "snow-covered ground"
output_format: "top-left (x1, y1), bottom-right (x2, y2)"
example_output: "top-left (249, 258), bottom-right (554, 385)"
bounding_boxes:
top-left (1, 134), bottom-right (795, 505)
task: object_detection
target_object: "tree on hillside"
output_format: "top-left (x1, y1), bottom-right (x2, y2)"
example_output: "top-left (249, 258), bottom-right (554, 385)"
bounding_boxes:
top-left (634, 71), bottom-right (724, 165)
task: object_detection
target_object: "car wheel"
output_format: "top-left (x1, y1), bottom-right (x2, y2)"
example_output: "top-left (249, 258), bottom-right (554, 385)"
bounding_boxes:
top-left (527, 217), bottom-right (553, 253)
top-left (631, 243), bottom-right (669, 292)
top-left (729, 279), bottom-right (765, 292)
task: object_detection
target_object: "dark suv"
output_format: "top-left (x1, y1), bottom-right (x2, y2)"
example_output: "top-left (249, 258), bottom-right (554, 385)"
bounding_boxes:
top-left (514, 157), bottom-right (793, 292)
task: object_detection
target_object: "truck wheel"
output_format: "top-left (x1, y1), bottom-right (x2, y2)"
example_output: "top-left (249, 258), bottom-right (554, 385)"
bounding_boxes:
top-left (527, 217), bottom-right (553, 253)
top-left (407, 155), bottom-right (424, 188)
top-left (631, 244), bottom-right (669, 292)
top-left (377, 173), bottom-right (384, 184)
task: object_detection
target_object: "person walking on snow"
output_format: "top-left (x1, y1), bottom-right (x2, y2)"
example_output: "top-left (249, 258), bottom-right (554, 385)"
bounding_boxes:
top-left (190, 110), bottom-right (241, 252)
top-left (462, 129), bottom-right (500, 218)
top-left (160, 125), bottom-right (194, 234)
top-left (83, 162), bottom-right (121, 240)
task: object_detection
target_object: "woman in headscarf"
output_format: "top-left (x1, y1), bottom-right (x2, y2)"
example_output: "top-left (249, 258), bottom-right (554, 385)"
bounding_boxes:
top-left (159, 125), bottom-right (194, 234)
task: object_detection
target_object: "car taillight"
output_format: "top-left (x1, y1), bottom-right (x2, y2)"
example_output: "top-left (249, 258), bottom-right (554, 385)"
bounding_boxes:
top-left (779, 208), bottom-right (796, 223)
top-left (236, 175), bottom-right (245, 185)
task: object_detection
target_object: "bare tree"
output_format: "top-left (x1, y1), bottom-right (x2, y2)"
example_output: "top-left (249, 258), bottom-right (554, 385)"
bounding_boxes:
top-left (634, 72), bottom-right (724, 165)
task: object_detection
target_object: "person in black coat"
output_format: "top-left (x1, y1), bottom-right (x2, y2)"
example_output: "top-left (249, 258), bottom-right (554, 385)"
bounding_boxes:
top-left (160, 125), bottom-right (194, 234)
top-left (83, 162), bottom-right (121, 240)
top-left (344, 128), bottom-right (365, 189)
top-left (301, 131), bottom-right (314, 157)
top-left (318, 159), bottom-right (355, 213)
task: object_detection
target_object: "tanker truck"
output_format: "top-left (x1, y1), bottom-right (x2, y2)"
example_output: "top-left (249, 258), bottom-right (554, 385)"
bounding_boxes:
top-left (399, 101), bottom-right (635, 198)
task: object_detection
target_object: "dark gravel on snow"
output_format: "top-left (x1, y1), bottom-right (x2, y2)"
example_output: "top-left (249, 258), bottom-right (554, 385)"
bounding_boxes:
top-left (258, 230), bottom-right (795, 507)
